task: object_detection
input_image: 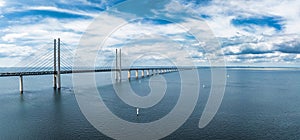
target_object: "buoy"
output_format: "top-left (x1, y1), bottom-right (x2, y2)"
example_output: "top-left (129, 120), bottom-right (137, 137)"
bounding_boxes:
top-left (202, 84), bottom-right (205, 88)
top-left (227, 74), bottom-right (230, 78)
top-left (136, 108), bottom-right (139, 116)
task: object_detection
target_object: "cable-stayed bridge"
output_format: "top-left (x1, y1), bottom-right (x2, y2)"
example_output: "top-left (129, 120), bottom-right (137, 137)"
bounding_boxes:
top-left (0, 38), bottom-right (192, 93)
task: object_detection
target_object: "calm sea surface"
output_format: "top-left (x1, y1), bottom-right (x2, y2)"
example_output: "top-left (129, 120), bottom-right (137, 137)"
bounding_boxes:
top-left (0, 68), bottom-right (300, 139)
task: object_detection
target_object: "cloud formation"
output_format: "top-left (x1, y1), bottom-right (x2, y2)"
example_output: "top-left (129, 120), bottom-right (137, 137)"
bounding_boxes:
top-left (0, 0), bottom-right (299, 67)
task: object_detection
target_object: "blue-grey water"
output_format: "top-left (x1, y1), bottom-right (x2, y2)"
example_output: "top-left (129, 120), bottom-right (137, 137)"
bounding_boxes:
top-left (0, 68), bottom-right (300, 139)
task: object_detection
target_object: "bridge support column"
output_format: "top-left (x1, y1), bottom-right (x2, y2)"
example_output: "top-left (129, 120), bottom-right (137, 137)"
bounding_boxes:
top-left (53, 39), bottom-right (57, 89)
top-left (128, 70), bottom-right (131, 80)
top-left (115, 49), bottom-right (122, 81)
top-left (57, 38), bottom-right (61, 89)
top-left (119, 49), bottom-right (122, 81)
top-left (115, 49), bottom-right (118, 80)
top-left (19, 75), bottom-right (23, 94)
top-left (135, 70), bottom-right (138, 79)
top-left (142, 70), bottom-right (144, 77)
top-left (152, 69), bottom-right (154, 75)
top-left (146, 70), bottom-right (149, 76)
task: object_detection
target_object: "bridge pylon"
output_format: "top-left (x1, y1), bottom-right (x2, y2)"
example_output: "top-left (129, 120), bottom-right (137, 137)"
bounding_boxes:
top-left (115, 48), bottom-right (122, 81)
top-left (53, 38), bottom-right (61, 89)
top-left (53, 39), bottom-right (57, 89)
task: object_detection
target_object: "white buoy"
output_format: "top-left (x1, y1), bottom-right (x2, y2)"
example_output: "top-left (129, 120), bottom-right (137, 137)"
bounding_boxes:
top-left (227, 74), bottom-right (230, 78)
top-left (136, 108), bottom-right (139, 116)
top-left (202, 84), bottom-right (205, 88)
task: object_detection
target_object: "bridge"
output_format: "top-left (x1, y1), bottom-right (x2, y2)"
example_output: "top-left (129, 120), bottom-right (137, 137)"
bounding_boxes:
top-left (0, 38), bottom-right (192, 94)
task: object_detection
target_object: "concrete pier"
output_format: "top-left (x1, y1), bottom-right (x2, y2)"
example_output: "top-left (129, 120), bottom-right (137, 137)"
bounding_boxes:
top-left (19, 75), bottom-right (23, 94)
top-left (135, 70), bottom-right (138, 79)
top-left (128, 70), bottom-right (131, 79)
top-left (146, 70), bottom-right (149, 76)
top-left (142, 70), bottom-right (144, 77)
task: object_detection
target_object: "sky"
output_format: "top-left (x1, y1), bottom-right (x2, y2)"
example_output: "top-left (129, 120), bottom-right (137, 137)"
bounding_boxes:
top-left (0, 0), bottom-right (300, 67)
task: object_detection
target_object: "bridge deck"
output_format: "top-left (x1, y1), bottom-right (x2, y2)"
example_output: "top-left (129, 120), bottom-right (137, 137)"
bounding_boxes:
top-left (0, 67), bottom-right (193, 77)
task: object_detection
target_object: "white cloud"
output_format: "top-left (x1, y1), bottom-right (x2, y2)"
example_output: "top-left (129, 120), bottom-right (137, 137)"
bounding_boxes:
top-left (162, 0), bottom-right (300, 65)
top-left (0, 0), bottom-right (5, 7)
top-left (1, 0), bottom-right (300, 67)
top-left (0, 44), bottom-right (33, 57)
top-left (1, 17), bottom-right (89, 45)
top-left (2, 33), bottom-right (28, 42)
top-left (27, 6), bottom-right (98, 18)
top-left (163, 0), bottom-right (300, 37)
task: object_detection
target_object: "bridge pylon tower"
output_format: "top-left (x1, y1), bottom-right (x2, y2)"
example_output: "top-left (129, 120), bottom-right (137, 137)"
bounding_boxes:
top-left (53, 38), bottom-right (61, 89)
top-left (115, 48), bottom-right (122, 81)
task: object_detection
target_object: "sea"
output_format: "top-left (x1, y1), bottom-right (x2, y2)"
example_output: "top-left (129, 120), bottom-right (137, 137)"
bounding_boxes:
top-left (0, 67), bottom-right (300, 140)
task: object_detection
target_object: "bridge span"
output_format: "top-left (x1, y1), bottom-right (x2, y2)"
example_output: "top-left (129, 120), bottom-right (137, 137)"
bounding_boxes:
top-left (0, 38), bottom-right (193, 93)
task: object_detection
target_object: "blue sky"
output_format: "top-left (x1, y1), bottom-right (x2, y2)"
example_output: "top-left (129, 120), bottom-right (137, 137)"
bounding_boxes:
top-left (0, 0), bottom-right (300, 67)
